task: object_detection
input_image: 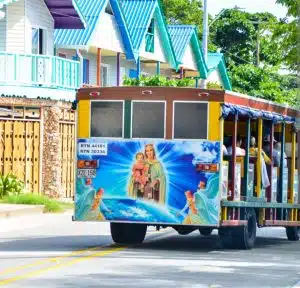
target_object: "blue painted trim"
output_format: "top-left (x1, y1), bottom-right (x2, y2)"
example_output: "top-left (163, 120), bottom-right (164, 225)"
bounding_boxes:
top-left (129, 69), bottom-right (137, 79)
top-left (136, 57), bottom-right (141, 79)
top-left (110, 0), bottom-right (136, 61)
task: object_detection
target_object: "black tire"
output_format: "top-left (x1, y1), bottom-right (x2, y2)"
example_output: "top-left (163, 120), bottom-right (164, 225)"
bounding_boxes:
top-left (199, 228), bottom-right (213, 236)
top-left (110, 223), bottom-right (147, 244)
top-left (286, 227), bottom-right (300, 241)
top-left (219, 208), bottom-right (257, 250)
top-left (218, 227), bottom-right (234, 249)
top-left (233, 208), bottom-right (257, 250)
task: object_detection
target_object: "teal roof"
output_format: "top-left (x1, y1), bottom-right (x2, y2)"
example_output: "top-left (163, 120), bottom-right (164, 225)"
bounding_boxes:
top-left (119, 0), bottom-right (177, 68)
top-left (168, 25), bottom-right (208, 78)
top-left (207, 53), bottom-right (232, 91)
top-left (54, 0), bottom-right (135, 60)
top-left (119, 0), bottom-right (156, 52)
top-left (54, 0), bottom-right (107, 47)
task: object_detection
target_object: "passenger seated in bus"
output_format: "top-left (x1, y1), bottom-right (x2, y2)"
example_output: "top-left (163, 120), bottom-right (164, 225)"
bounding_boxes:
top-left (263, 135), bottom-right (280, 167)
top-left (250, 136), bottom-right (271, 188)
top-left (227, 135), bottom-right (246, 156)
top-left (274, 142), bottom-right (288, 168)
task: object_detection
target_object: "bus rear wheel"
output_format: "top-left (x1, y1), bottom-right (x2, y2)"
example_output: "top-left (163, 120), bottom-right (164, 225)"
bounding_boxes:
top-left (286, 227), bottom-right (300, 241)
top-left (110, 223), bottom-right (147, 244)
top-left (219, 208), bottom-right (257, 250)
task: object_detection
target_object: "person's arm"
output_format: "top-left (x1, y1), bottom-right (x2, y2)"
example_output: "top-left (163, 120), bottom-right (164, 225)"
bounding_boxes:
top-left (262, 150), bottom-right (272, 165)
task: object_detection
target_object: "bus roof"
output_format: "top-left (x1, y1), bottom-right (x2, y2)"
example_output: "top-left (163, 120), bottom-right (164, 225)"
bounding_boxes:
top-left (77, 87), bottom-right (300, 120)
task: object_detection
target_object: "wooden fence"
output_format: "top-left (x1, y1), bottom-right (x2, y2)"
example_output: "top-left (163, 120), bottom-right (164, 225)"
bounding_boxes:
top-left (60, 109), bottom-right (76, 198)
top-left (0, 104), bottom-right (76, 198)
top-left (0, 107), bottom-right (41, 194)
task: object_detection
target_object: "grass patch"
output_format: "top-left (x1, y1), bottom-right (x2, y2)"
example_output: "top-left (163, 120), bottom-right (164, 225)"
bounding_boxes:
top-left (0, 194), bottom-right (74, 213)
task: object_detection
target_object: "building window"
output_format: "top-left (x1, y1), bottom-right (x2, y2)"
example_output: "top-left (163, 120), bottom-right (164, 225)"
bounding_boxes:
top-left (131, 101), bottom-right (165, 139)
top-left (32, 28), bottom-right (45, 55)
top-left (145, 19), bottom-right (154, 53)
top-left (173, 102), bottom-right (208, 140)
top-left (91, 101), bottom-right (124, 138)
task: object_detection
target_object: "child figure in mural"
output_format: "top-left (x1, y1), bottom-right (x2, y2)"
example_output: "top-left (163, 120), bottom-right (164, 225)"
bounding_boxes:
top-left (131, 152), bottom-right (149, 195)
top-left (128, 144), bottom-right (166, 205)
top-left (85, 188), bottom-right (111, 221)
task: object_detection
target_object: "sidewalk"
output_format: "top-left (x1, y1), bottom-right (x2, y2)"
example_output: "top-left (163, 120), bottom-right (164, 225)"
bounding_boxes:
top-left (0, 204), bottom-right (45, 219)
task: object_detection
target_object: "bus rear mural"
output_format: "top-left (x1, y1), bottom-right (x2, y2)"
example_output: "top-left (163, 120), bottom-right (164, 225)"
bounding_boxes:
top-left (75, 139), bottom-right (221, 226)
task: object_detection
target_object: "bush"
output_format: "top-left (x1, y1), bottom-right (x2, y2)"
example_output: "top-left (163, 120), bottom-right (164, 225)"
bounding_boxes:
top-left (0, 173), bottom-right (25, 198)
top-left (1, 193), bottom-right (73, 213)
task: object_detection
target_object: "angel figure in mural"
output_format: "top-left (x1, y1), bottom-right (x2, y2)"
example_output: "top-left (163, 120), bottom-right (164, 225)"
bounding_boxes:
top-left (128, 144), bottom-right (166, 205)
top-left (176, 190), bottom-right (203, 225)
top-left (85, 188), bottom-right (111, 221)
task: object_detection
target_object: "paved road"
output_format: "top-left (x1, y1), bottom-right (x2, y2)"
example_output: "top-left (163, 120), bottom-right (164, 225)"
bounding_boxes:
top-left (0, 212), bottom-right (299, 288)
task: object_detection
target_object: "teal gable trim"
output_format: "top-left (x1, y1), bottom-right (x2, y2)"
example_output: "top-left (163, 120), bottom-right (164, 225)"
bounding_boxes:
top-left (207, 53), bottom-right (232, 91)
top-left (110, 0), bottom-right (136, 60)
top-left (155, 1), bottom-right (178, 70)
top-left (190, 30), bottom-right (208, 79)
top-left (119, 0), bottom-right (177, 68)
top-left (168, 25), bottom-right (207, 78)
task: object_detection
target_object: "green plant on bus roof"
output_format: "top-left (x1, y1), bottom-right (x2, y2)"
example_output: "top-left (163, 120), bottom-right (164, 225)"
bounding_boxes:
top-left (122, 75), bottom-right (194, 87)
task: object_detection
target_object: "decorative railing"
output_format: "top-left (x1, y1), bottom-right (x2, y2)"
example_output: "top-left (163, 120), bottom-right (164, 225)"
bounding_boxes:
top-left (145, 33), bottom-right (154, 53)
top-left (0, 52), bottom-right (81, 90)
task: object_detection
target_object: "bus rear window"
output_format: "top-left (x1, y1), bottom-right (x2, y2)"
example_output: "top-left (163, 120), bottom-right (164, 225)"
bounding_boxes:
top-left (173, 102), bottom-right (208, 139)
top-left (132, 101), bottom-right (165, 139)
top-left (91, 101), bottom-right (123, 138)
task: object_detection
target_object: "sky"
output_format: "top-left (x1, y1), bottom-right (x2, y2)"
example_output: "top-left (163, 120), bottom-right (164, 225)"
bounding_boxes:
top-left (208, 0), bottom-right (288, 19)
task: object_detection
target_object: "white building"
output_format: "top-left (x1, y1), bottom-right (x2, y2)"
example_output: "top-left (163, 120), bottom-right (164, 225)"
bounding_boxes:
top-left (0, 0), bottom-right (84, 100)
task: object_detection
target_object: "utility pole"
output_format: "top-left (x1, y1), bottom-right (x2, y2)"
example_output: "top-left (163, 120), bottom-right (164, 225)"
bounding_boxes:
top-left (251, 20), bottom-right (262, 67)
top-left (201, 0), bottom-right (208, 88)
top-left (256, 24), bottom-right (260, 67)
top-left (202, 0), bottom-right (208, 63)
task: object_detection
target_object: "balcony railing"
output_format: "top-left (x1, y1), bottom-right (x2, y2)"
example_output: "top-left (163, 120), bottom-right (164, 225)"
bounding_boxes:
top-left (0, 52), bottom-right (80, 90)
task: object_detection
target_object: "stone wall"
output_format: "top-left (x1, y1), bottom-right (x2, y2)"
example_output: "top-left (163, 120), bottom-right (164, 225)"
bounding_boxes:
top-left (0, 96), bottom-right (74, 198)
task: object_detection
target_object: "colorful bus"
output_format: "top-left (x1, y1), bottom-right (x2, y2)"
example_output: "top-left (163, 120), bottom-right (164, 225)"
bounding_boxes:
top-left (74, 87), bottom-right (300, 250)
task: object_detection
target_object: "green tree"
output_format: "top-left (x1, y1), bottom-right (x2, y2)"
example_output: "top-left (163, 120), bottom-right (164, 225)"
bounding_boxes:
top-left (210, 10), bottom-right (285, 68)
top-left (160, 0), bottom-right (217, 50)
top-left (230, 64), bottom-right (298, 106)
top-left (274, 0), bottom-right (299, 71)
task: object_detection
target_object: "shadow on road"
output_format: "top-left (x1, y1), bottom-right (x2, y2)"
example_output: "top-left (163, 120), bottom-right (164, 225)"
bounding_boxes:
top-left (0, 230), bottom-right (297, 253)
top-left (0, 235), bottom-right (113, 252)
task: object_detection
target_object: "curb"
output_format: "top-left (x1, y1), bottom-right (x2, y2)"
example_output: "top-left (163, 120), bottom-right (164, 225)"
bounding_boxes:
top-left (0, 205), bottom-right (45, 219)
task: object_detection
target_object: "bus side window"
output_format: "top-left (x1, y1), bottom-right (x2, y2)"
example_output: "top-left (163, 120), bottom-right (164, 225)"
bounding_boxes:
top-left (90, 101), bottom-right (124, 138)
top-left (173, 102), bottom-right (208, 140)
